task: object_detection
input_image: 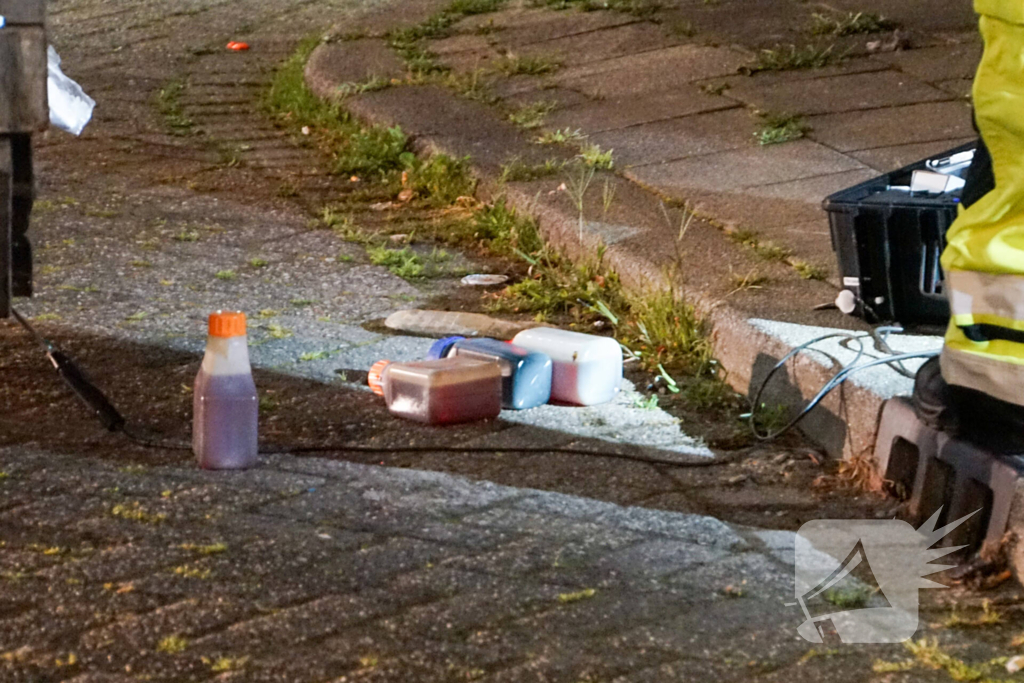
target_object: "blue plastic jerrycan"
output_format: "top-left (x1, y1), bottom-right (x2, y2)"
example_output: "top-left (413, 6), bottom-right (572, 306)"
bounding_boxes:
top-left (427, 336), bottom-right (552, 410)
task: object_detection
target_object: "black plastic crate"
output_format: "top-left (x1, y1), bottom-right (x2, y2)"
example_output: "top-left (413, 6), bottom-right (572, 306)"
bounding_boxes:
top-left (823, 141), bottom-right (977, 329)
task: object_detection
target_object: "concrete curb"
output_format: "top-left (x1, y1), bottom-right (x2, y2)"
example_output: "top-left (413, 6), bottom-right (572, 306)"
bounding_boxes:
top-left (304, 43), bottom-right (895, 464)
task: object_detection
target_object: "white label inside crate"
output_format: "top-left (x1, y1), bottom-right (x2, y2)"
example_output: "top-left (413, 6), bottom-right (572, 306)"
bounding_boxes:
top-left (843, 277), bottom-right (860, 288)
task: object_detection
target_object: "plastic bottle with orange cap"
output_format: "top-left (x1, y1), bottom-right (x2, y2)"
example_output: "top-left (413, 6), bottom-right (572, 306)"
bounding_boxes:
top-left (193, 310), bottom-right (258, 469)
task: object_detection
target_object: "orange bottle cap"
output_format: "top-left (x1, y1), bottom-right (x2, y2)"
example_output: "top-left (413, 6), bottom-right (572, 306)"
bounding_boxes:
top-left (208, 310), bottom-right (247, 338)
top-left (367, 360), bottom-right (391, 396)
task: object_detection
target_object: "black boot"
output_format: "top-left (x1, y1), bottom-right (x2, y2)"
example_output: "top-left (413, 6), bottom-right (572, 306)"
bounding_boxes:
top-left (912, 356), bottom-right (1024, 454)
top-left (912, 356), bottom-right (959, 432)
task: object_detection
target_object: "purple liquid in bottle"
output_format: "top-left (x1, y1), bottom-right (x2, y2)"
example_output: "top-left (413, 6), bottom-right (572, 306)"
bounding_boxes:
top-left (193, 371), bottom-right (258, 469)
top-left (193, 311), bottom-right (259, 470)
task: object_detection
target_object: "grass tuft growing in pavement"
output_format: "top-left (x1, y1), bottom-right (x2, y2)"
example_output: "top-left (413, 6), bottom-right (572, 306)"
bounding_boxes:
top-left (476, 202), bottom-right (714, 376)
top-left (754, 111), bottom-right (810, 146)
top-left (530, 0), bottom-right (663, 18)
top-left (943, 600), bottom-right (1003, 629)
top-left (205, 656), bottom-right (250, 672)
top-left (266, 37), bottom-right (476, 203)
top-left (156, 635), bottom-right (188, 654)
top-left (881, 638), bottom-right (996, 681)
top-left (579, 143), bottom-right (614, 169)
top-left (156, 79), bottom-right (195, 135)
top-left (557, 588), bottom-right (596, 603)
top-left (792, 259), bottom-right (827, 281)
top-left (619, 289), bottom-right (714, 374)
top-left (494, 53), bottom-right (561, 76)
top-left (499, 157), bottom-right (564, 182)
top-left (822, 586), bottom-right (871, 609)
top-left (368, 245), bottom-right (455, 280)
top-left (728, 229), bottom-right (791, 263)
top-left (180, 542), bottom-right (227, 555)
top-left (536, 128), bottom-right (585, 145)
top-left (743, 44), bottom-right (837, 74)
top-left (508, 101), bottom-right (557, 129)
top-left (110, 502), bottom-right (166, 524)
top-left (387, 0), bottom-right (509, 76)
top-left (809, 11), bottom-right (896, 36)
top-left (406, 154), bottom-right (477, 206)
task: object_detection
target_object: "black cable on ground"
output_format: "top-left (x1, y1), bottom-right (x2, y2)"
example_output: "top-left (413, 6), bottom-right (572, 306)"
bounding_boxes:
top-left (747, 327), bottom-right (939, 441)
top-left (119, 428), bottom-right (729, 468)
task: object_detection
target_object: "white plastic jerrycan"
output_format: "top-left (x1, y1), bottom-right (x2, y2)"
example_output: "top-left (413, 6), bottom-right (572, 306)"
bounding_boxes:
top-left (511, 328), bottom-right (622, 406)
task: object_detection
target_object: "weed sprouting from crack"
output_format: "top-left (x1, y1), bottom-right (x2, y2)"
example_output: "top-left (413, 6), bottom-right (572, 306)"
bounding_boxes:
top-left (368, 245), bottom-right (454, 280)
top-left (494, 53), bottom-right (561, 76)
top-left (579, 143), bottom-right (614, 169)
top-left (156, 79), bottom-right (194, 135)
top-left (333, 75), bottom-right (393, 98)
top-left (742, 44), bottom-right (838, 74)
top-left (754, 111), bottom-right (810, 145)
top-left (793, 260), bottom-right (827, 281)
top-left (499, 157), bottom-right (564, 182)
top-left (508, 101), bottom-right (557, 129)
top-left (809, 11), bottom-right (896, 36)
top-left (565, 162), bottom-right (596, 242)
top-left (387, 0), bottom-right (509, 76)
top-left (266, 39), bottom-right (475, 203)
top-left (529, 0), bottom-right (663, 18)
top-left (535, 128), bottom-right (585, 145)
top-left (110, 502), bottom-right (166, 524)
top-left (156, 635), bottom-right (188, 654)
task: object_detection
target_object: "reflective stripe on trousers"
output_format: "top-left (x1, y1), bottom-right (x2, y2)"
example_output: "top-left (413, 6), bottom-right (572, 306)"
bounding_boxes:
top-left (940, 11), bottom-right (1024, 406)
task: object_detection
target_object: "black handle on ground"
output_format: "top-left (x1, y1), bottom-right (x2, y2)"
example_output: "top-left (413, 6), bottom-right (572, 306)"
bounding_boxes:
top-left (48, 349), bottom-right (126, 432)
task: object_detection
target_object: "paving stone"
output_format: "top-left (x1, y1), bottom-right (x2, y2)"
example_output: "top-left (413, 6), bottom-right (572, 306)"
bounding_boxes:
top-left (744, 168), bottom-right (878, 204)
top-left (438, 529), bottom-right (645, 579)
top-left (591, 537), bottom-right (735, 581)
top-left (553, 44), bottom-right (749, 99)
top-left (191, 592), bottom-right (390, 651)
top-left (750, 218), bottom-right (838, 278)
top-left (849, 136), bottom-right (976, 172)
top-left (513, 21), bottom-right (683, 68)
top-left (459, 6), bottom-right (638, 48)
top-left (725, 69), bottom-right (953, 117)
top-left (825, 0), bottom-right (978, 33)
top-left (499, 379), bottom-right (712, 458)
top-left (698, 55), bottom-right (891, 88)
top-left (77, 596), bottom-right (256, 652)
top-left (935, 77), bottom-right (974, 99)
top-left (545, 88), bottom-right (738, 134)
top-left (375, 582), bottom-right (564, 642)
top-left (509, 490), bottom-right (747, 547)
top-left (438, 48), bottom-right (497, 73)
top-left (348, 85), bottom-right (519, 140)
top-left (588, 108), bottom-right (759, 167)
top-left (430, 33), bottom-right (492, 55)
top-left (805, 100), bottom-right (973, 152)
top-left (871, 43), bottom-right (981, 84)
top-left (499, 85), bottom-right (592, 111)
top-left (626, 139), bottom-right (868, 195)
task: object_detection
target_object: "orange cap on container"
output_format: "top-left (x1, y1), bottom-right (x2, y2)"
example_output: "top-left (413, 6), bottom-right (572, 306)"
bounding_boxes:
top-left (208, 311), bottom-right (247, 338)
top-left (367, 360), bottom-right (392, 396)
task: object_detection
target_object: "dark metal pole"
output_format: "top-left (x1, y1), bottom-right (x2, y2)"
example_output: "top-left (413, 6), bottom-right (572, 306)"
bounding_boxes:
top-left (0, 137), bottom-right (12, 318)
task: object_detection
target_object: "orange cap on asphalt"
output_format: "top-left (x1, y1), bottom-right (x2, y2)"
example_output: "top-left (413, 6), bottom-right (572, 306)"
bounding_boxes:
top-left (208, 311), bottom-right (247, 338)
top-left (367, 360), bottom-right (392, 396)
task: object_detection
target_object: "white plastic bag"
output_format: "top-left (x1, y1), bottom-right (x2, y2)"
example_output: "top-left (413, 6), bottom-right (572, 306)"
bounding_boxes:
top-left (47, 46), bottom-right (95, 135)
